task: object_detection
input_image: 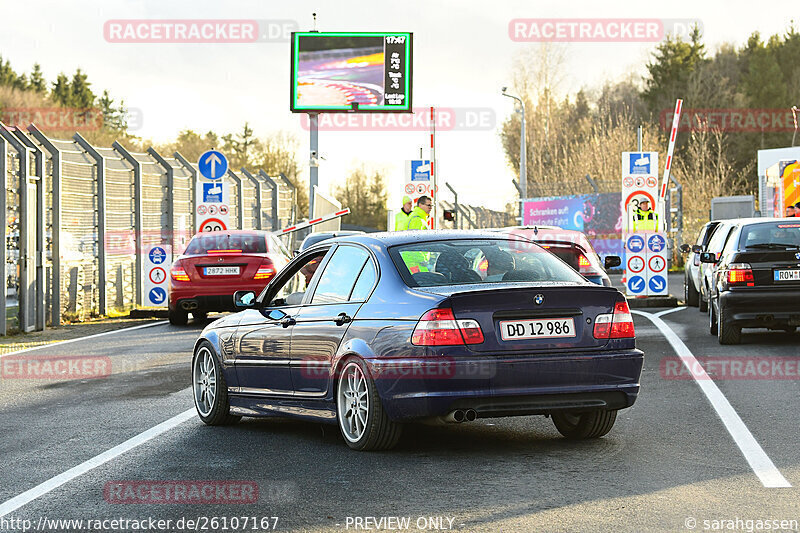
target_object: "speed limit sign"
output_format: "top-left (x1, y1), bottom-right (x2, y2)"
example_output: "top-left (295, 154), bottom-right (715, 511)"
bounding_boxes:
top-left (199, 218), bottom-right (227, 232)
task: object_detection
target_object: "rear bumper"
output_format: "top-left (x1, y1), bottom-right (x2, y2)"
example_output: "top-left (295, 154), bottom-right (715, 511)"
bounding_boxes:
top-left (720, 290), bottom-right (800, 327)
top-left (365, 349), bottom-right (644, 420)
top-left (169, 283), bottom-right (268, 312)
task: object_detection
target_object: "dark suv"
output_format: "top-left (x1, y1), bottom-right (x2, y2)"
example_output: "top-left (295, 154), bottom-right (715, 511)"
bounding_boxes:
top-left (701, 218), bottom-right (800, 344)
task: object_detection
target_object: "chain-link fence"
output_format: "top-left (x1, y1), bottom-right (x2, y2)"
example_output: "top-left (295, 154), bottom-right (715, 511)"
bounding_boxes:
top-left (0, 122), bottom-right (297, 334)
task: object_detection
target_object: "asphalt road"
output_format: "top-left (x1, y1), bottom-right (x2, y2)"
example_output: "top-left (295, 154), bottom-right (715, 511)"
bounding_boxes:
top-left (1, 300), bottom-right (799, 533)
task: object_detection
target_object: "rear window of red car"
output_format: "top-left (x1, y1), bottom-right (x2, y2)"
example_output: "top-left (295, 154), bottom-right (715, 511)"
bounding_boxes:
top-left (184, 233), bottom-right (267, 254)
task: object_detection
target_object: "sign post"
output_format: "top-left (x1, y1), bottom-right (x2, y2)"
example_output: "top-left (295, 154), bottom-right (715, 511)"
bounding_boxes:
top-left (404, 159), bottom-right (436, 228)
top-left (196, 150), bottom-right (230, 233)
top-left (143, 244), bottom-right (171, 307)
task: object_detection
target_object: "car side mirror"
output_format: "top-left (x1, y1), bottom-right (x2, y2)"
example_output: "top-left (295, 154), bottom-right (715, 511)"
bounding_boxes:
top-left (234, 290), bottom-right (257, 309)
top-left (604, 255), bottom-right (621, 269)
top-left (699, 252), bottom-right (717, 264)
top-left (679, 244), bottom-right (691, 253)
top-left (691, 244), bottom-right (702, 253)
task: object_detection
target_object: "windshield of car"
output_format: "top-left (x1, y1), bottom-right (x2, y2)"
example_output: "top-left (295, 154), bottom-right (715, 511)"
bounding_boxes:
top-left (389, 238), bottom-right (585, 287)
top-left (184, 233), bottom-right (267, 255)
top-left (739, 222), bottom-right (800, 249)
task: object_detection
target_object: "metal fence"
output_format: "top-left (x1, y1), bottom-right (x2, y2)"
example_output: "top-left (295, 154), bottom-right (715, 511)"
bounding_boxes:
top-left (0, 122), bottom-right (296, 334)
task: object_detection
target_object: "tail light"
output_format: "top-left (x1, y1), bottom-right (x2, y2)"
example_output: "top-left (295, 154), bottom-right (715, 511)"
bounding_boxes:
top-left (254, 259), bottom-right (276, 280)
top-left (726, 263), bottom-right (754, 286)
top-left (170, 260), bottom-right (189, 282)
top-left (578, 253), bottom-right (601, 276)
top-left (411, 308), bottom-right (485, 346)
top-left (593, 300), bottom-right (635, 339)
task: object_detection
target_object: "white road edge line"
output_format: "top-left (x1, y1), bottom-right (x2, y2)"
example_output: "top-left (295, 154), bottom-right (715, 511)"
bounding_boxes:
top-left (654, 306), bottom-right (686, 318)
top-left (0, 321), bottom-right (168, 360)
top-left (632, 309), bottom-right (791, 488)
top-left (0, 408), bottom-right (196, 518)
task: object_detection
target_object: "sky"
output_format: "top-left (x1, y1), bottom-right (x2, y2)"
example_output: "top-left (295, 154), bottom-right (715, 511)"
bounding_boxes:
top-left (0, 0), bottom-right (797, 211)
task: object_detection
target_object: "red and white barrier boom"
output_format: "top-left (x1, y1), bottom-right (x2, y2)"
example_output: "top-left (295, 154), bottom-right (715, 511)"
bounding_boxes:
top-left (277, 208), bottom-right (351, 235)
top-left (658, 99), bottom-right (683, 228)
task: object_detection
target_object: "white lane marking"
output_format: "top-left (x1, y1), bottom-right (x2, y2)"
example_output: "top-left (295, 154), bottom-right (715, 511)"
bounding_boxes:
top-left (0, 407), bottom-right (195, 518)
top-left (654, 306), bottom-right (686, 318)
top-left (632, 310), bottom-right (791, 488)
top-left (0, 321), bottom-right (168, 360)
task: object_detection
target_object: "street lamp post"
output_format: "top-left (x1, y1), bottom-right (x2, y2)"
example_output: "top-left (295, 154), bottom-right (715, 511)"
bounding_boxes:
top-left (502, 88), bottom-right (526, 222)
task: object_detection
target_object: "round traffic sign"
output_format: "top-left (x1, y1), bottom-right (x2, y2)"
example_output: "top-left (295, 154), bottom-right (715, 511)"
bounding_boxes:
top-left (648, 234), bottom-right (666, 253)
top-left (635, 177), bottom-right (645, 187)
top-left (646, 176), bottom-right (658, 188)
top-left (199, 217), bottom-right (227, 232)
top-left (627, 255), bottom-right (645, 273)
top-left (149, 267), bottom-right (166, 284)
top-left (148, 246), bottom-right (167, 265)
top-left (405, 183), bottom-right (415, 194)
top-left (208, 205), bottom-right (218, 215)
top-left (627, 275), bottom-right (645, 294)
top-left (648, 274), bottom-right (667, 293)
top-left (627, 234), bottom-right (645, 253)
top-left (648, 255), bottom-right (666, 273)
top-left (198, 150), bottom-right (228, 180)
top-left (416, 183), bottom-right (427, 194)
top-left (148, 287), bottom-right (167, 305)
top-left (623, 177), bottom-right (634, 188)
top-left (197, 205), bottom-right (208, 215)
top-left (219, 204), bottom-right (229, 215)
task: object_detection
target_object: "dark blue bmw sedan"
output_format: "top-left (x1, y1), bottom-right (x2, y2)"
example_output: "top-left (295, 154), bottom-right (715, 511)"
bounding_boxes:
top-left (192, 231), bottom-right (644, 450)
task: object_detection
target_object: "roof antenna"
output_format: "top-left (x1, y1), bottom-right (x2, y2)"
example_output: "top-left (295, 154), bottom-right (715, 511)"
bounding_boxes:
top-left (312, 12), bottom-right (318, 32)
top-left (534, 226), bottom-right (539, 235)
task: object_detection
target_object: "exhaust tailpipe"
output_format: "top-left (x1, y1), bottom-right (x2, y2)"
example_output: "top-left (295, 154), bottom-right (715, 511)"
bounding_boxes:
top-left (181, 300), bottom-right (199, 310)
top-left (443, 409), bottom-right (466, 423)
top-left (465, 409), bottom-right (477, 422)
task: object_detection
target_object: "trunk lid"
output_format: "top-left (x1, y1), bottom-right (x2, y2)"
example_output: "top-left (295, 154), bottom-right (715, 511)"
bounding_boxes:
top-left (733, 249), bottom-right (800, 288)
top-left (180, 253), bottom-right (268, 282)
top-left (418, 282), bottom-right (622, 353)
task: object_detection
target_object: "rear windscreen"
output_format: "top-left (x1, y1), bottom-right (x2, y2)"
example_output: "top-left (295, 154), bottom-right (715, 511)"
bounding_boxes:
top-left (184, 233), bottom-right (267, 254)
top-left (389, 238), bottom-right (585, 287)
top-left (739, 223), bottom-right (800, 249)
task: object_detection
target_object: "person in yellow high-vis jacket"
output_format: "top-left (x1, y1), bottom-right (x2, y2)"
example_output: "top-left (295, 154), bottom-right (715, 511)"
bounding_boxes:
top-left (406, 196), bottom-right (432, 230)
top-left (633, 199), bottom-right (659, 232)
top-left (394, 195), bottom-right (413, 231)
top-left (401, 196), bottom-right (433, 273)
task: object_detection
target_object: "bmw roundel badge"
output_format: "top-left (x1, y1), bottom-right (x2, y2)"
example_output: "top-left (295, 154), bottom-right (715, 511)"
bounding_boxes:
top-left (534, 294), bottom-right (544, 305)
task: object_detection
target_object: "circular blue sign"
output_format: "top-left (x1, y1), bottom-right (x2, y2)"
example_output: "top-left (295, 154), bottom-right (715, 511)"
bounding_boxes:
top-left (627, 275), bottom-right (645, 294)
top-left (627, 235), bottom-right (645, 253)
top-left (148, 287), bottom-right (167, 305)
top-left (648, 234), bottom-right (666, 253)
top-left (198, 150), bottom-right (228, 180)
top-left (149, 246), bottom-right (167, 265)
top-left (648, 275), bottom-right (667, 293)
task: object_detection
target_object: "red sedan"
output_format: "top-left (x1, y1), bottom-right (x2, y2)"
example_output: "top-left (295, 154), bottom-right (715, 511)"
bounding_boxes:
top-left (168, 230), bottom-right (290, 325)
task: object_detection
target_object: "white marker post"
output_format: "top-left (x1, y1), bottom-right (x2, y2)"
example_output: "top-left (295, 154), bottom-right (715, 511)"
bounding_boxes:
top-left (658, 99), bottom-right (683, 231)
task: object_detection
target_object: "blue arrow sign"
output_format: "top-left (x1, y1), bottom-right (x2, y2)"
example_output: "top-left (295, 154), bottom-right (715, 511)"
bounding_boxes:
top-left (148, 246), bottom-right (166, 265)
top-left (628, 275), bottom-right (645, 294)
top-left (649, 275), bottom-right (666, 293)
top-left (648, 234), bottom-right (666, 253)
top-left (148, 287), bottom-right (166, 305)
top-left (198, 150), bottom-right (228, 180)
top-left (627, 235), bottom-right (645, 253)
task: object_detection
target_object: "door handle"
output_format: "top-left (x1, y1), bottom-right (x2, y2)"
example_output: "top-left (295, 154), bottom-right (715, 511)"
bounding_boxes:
top-left (280, 316), bottom-right (296, 328)
top-left (334, 313), bottom-right (352, 326)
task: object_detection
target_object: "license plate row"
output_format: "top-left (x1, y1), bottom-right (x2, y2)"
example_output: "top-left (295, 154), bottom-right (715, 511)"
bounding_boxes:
top-left (774, 269), bottom-right (800, 281)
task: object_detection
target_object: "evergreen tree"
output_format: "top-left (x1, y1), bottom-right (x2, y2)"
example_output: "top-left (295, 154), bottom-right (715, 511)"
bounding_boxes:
top-left (0, 56), bottom-right (18, 87)
top-left (28, 63), bottom-right (46, 93)
top-left (51, 73), bottom-right (71, 106)
top-left (642, 26), bottom-right (707, 115)
top-left (69, 69), bottom-right (95, 108)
